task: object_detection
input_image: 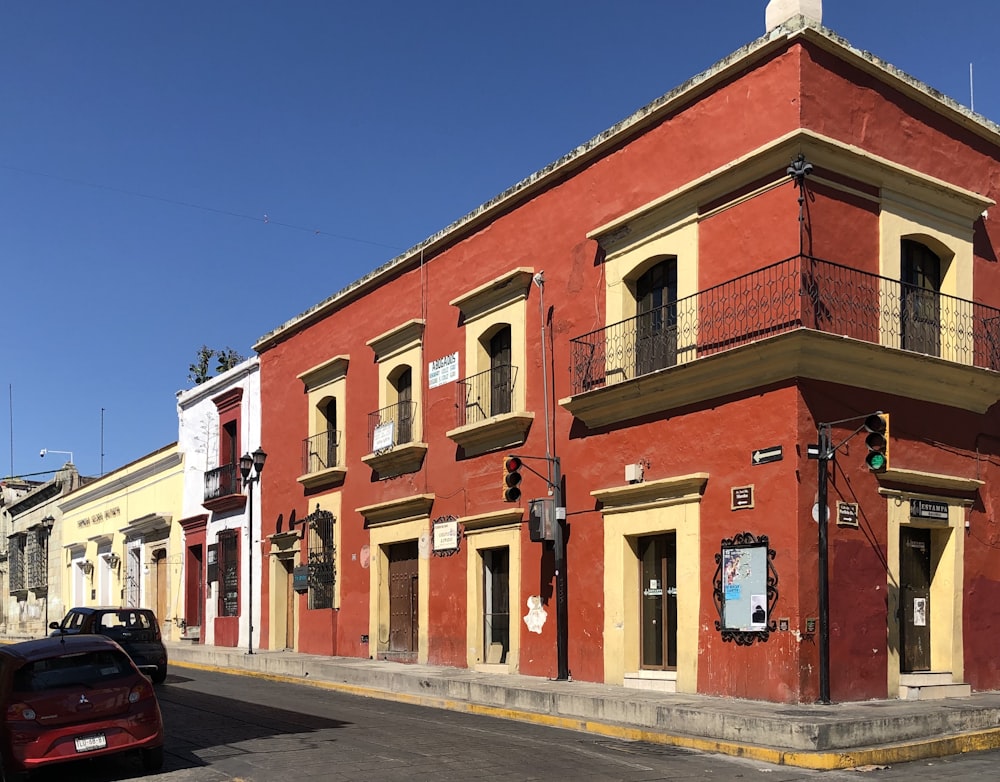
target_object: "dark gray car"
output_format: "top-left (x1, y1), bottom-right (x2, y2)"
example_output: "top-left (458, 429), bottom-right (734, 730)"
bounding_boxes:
top-left (50, 607), bottom-right (168, 684)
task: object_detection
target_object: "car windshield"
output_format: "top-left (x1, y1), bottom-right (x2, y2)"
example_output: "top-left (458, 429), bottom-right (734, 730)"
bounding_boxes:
top-left (13, 649), bottom-right (133, 693)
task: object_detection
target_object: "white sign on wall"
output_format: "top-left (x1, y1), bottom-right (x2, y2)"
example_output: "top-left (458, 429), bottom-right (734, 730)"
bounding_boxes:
top-left (372, 421), bottom-right (395, 451)
top-left (428, 352), bottom-right (459, 388)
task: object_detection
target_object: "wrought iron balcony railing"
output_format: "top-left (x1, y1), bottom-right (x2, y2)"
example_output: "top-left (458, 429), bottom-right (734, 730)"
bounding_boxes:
top-left (367, 401), bottom-right (418, 452)
top-left (302, 430), bottom-right (340, 475)
top-left (455, 364), bottom-right (517, 427)
top-left (204, 462), bottom-right (242, 502)
top-left (570, 255), bottom-right (1000, 395)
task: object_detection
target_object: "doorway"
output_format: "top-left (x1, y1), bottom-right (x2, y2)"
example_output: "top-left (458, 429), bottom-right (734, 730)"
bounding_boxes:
top-left (284, 559), bottom-right (296, 650)
top-left (900, 527), bottom-right (931, 672)
top-left (639, 533), bottom-right (677, 670)
top-left (388, 541), bottom-right (419, 656)
top-left (482, 547), bottom-right (510, 664)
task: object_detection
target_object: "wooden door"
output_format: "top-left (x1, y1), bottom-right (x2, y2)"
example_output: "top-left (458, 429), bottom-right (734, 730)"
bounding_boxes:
top-left (388, 541), bottom-right (419, 655)
top-left (900, 527), bottom-right (932, 672)
top-left (155, 551), bottom-right (167, 622)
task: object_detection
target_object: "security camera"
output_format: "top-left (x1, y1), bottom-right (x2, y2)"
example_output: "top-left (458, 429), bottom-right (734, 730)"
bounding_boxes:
top-left (39, 449), bottom-right (46, 458)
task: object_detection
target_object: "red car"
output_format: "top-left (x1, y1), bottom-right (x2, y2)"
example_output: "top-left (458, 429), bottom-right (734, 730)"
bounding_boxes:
top-left (0, 634), bottom-right (164, 781)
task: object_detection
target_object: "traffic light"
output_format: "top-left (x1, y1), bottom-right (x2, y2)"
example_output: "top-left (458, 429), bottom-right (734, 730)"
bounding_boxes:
top-left (502, 456), bottom-right (523, 502)
top-left (863, 412), bottom-right (890, 473)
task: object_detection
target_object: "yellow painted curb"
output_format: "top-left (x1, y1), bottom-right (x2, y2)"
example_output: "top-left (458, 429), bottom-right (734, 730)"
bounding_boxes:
top-left (171, 659), bottom-right (1000, 770)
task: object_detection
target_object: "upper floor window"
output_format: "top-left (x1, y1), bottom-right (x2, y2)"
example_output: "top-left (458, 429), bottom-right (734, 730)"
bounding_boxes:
top-left (204, 388), bottom-right (244, 506)
top-left (297, 355), bottom-right (349, 487)
top-left (447, 270), bottom-right (534, 455)
top-left (362, 320), bottom-right (426, 477)
top-left (365, 320), bottom-right (425, 453)
top-left (635, 257), bottom-right (678, 376)
top-left (901, 240), bottom-right (942, 357)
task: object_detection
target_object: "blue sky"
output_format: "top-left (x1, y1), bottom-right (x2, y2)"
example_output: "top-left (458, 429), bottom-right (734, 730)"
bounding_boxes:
top-left (2, 1), bottom-right (998, 480)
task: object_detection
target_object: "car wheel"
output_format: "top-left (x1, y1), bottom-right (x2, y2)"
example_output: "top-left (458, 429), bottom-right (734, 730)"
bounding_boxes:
top-left (152, 665), bottom-right (167, 684)
top-left (141, 745), bottom-right (164, 772)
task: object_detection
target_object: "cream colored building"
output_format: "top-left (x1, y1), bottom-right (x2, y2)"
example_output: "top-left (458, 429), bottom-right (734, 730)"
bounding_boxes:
top-left (56, 445), bottom-right (185, 640)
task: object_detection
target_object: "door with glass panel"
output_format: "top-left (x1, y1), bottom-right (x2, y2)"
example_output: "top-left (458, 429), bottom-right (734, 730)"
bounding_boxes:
top-left (639, 533), bottom-right (677, 670)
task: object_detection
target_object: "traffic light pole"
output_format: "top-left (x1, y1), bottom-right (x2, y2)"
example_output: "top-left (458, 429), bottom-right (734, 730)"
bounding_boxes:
top-left (813, 411), bottom-right (886, 704)
top-left (817, 424), bottom-right (831, 704)
top-left (552, 456), bottom-right (569, 681)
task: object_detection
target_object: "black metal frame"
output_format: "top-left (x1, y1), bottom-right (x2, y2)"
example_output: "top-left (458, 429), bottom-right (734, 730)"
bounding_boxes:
top-left (712, 531), bottom-right (778, 646)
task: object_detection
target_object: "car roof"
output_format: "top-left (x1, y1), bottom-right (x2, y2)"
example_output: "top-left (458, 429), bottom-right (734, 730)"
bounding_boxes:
top-left (64, 606), bottom-right (157, 617)
top-left (0, 634), bottom-right (124, 664)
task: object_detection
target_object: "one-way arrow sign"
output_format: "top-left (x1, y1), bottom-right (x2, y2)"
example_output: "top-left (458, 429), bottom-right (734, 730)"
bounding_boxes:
top-left (752, 446), bottom-right (783, 465)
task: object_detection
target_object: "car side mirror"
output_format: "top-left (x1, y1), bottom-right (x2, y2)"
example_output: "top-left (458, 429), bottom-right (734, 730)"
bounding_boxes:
top-left (48, 621), bottom-right (59, 630)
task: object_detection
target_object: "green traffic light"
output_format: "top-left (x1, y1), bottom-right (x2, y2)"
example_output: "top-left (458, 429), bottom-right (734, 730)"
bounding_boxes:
top-left (866, 452), bottom-right (887, 472)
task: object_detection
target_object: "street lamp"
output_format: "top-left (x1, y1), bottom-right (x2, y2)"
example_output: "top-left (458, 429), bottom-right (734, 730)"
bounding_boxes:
top-left (40, 515), bottom-right (55, 635)
top-left (239, 447), bottom-right (267, 655)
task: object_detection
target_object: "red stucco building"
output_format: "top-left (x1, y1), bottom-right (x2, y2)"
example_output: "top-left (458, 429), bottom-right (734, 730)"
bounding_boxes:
top-left (251, 5), bottom-right (1000, 703)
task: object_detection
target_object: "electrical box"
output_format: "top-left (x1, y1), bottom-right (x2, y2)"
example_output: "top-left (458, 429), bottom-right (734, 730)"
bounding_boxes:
top-left (625, 463), bottom-right (644, 483)
top-left (528, 498), bottom-right (555, 542)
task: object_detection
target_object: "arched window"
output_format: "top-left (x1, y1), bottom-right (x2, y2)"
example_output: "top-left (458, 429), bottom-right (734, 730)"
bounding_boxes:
top-left (901, 240), bottom-right (941, 357)
top-left (635, 258), bottom-right (678, 376)
top-left (394, 367), bottom-right (413, 444)
top-left (320, 397), bottom-right (338, 469)
top-left (489, 326), bottom-right (512, 417)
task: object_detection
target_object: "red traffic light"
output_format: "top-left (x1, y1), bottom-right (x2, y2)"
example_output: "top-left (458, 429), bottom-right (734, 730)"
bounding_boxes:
top-left (502, 456), bottom-right (523, 502)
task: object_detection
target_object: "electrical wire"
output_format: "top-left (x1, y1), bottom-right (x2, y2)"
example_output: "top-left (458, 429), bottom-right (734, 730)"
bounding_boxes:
top-left (0, 162), bottom-right (405, 252)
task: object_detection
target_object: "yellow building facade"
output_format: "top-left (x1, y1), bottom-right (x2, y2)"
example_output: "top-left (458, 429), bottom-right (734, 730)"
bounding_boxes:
top-left (56, 445), bottom-right (185, 640)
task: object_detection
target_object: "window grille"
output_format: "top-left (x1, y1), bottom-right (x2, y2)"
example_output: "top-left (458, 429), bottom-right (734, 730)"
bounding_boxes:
top-left (25, 531), bottom-right (44, 590)
top-left (9, 533), bottom-right (26, 592)
top-left (308, 510), bottom-right (336, 610)
top-left (218, 531), bottom-right (239, 617)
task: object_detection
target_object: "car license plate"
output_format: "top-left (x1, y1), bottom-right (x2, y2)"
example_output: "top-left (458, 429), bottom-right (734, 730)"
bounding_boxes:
top-left (75, 733), bottom-right (107, 752)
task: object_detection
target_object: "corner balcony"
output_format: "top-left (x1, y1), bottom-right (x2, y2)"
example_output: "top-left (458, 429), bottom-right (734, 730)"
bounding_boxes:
top-left (297, 430), bottom-right (346, 490)
top-left (446, 365), bottom-right (534, 457)
top-left (203, 463), bottom-right (246, 513)
top-left (562, 255), bottom-right (1000, 428)
top-left (361, 401), bottom-right (427, 478)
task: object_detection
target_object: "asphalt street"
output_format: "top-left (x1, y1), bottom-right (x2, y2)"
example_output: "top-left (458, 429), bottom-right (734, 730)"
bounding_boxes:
top-left (18, 667), bottom-right (1000, 781)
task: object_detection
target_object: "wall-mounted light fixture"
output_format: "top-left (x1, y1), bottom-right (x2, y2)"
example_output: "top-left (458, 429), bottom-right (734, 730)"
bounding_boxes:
top-left (80, 560), bottom-right (94, 576)
top-left (105, 552), bottom-right (121, 570)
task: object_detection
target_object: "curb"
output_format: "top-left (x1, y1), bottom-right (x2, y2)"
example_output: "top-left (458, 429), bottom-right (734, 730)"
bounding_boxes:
top-left (170, 658), bottom-right (1000, 770)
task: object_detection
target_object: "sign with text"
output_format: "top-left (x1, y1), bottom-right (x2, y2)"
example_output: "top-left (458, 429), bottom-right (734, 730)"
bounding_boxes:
top-left (428, 352), bottom-right (459, 389)
top-left (910, 499), bottom-right (949, 520)
top-left (731, 485), bottom-right (755, 510)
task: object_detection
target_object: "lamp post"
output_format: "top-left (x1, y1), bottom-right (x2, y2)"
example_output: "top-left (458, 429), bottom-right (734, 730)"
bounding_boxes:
top-left (40, 515), bottom-right (55, 635)
top-left (239, 447), bottom-right (267, 655)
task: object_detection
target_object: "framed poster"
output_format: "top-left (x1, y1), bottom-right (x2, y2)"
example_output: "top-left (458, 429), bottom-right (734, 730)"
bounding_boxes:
top-left (713, 531), bottom-right (778, 645)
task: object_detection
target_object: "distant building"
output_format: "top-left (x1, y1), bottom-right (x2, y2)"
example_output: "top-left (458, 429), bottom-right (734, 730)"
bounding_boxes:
top-left (1, 465), bottom-right (82, 639)
top-left (250, 3), bottom-right (1000, 703)
top-left (56, 446), bottom-right (184, 639)
top-left (176, 357), bottom-right (261, 649)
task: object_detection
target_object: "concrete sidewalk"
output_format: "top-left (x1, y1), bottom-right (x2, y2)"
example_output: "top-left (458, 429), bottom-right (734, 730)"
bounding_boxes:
top-left (165, 641), bottom-right (1000, 770)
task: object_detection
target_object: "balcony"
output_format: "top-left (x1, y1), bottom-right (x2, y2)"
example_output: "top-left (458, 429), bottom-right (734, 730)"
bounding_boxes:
top-left (297, 430), bottom-right (346, 490)
top-left (361, 401), bottom-right (427, 478)
top-left (446, 365), bottom-right (533, 457)
top-left (563, 255), bottom-right (1000, 428)
top-left (202, 463), bottom-right (246, 513)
